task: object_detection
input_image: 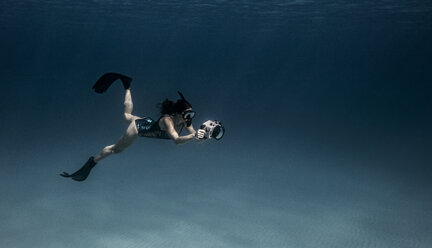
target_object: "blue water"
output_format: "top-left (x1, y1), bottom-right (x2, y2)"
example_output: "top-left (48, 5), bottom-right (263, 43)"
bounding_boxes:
top-left (1, 1), bottom-right (431, 247)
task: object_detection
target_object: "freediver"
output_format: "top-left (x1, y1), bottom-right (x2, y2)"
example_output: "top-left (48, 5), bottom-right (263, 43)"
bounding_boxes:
top-left (60, 72), bottom-right (206, 182)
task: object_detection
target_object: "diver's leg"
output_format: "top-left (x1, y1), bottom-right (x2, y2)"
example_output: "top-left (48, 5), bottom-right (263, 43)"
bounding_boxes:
top-left (60, 121), bottom-right (139, 181)
top-left (124, 89), bottom-right (140, 123)
top-left (94, 121), bottom-right (139, 162)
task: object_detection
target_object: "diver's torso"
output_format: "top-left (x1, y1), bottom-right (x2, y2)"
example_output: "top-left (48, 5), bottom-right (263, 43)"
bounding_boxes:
top-left (158, 115), bottom-right (185, 134)
top-left (135, 115), bottom-right (184, 139)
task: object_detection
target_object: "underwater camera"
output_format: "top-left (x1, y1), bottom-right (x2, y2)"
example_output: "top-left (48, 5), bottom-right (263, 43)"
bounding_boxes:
top-left (200, 120), bottom-right (225, 140)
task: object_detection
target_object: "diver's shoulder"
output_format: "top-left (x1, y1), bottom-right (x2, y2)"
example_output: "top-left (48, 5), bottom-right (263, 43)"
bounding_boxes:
top-left (159, 115), bottom-right (173, 126)
top-left (160, 114), bottom-right (172, 121)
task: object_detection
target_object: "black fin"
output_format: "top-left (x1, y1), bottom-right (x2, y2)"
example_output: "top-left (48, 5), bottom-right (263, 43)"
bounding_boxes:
top-left (60, 172), bottom-right (71, 177)
top-left (92, 73), bottom-right (133, 93)
top-left (60, 157), bottom-right (97, 182)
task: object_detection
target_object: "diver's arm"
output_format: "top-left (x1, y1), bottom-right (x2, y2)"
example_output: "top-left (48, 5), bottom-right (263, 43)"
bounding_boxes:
top-left (186, 124), bottom-right (196, 134)
top-left (163, 118), bottom-right (196, 145)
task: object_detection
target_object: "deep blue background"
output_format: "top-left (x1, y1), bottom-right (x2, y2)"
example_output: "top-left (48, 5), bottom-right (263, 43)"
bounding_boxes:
top-left (1, 1), bottom-right (431, 247)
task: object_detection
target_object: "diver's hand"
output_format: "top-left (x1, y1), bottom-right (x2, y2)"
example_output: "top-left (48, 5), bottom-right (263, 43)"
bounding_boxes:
top-left (195, 129), bottom-right (205, 139)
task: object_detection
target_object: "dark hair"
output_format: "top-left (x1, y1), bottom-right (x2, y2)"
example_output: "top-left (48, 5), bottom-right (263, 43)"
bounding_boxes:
top-left (158, 93), bottom-right (192, 115)
top-left (158, 98), bottom-right (176, 115)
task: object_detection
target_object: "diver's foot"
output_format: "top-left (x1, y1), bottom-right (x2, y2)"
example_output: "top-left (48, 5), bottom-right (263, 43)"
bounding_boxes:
top-left (122, 77), bottom-right (132, 90)
top-left (60, 157), bottom-right (97, 182)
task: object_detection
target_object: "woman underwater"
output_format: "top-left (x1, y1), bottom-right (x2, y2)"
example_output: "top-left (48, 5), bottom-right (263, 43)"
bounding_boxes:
top-left (61, 73), bottom-right (206, 182)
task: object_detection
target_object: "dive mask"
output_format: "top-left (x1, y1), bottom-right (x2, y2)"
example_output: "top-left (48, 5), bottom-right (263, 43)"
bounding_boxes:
top-left (182, 110), bottom-right (196, 120)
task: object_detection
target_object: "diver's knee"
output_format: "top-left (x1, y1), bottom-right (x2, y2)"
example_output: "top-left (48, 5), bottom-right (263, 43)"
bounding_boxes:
top-left (125, 113), bottom-right (136, 122)
top-left (102, 145), bottom-right (115, 154)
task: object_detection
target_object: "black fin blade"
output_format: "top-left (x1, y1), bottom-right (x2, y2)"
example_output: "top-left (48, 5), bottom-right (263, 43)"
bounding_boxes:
top-left (92, 72), bottom-right (132, 93)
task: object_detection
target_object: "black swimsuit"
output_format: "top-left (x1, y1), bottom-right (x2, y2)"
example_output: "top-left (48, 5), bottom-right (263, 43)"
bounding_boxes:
top-left (135, 117), bottom-right (183, 139)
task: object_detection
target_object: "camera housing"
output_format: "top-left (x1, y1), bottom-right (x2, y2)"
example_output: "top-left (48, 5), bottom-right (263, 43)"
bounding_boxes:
top-left (200, 120), bottom-right (225, 140)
